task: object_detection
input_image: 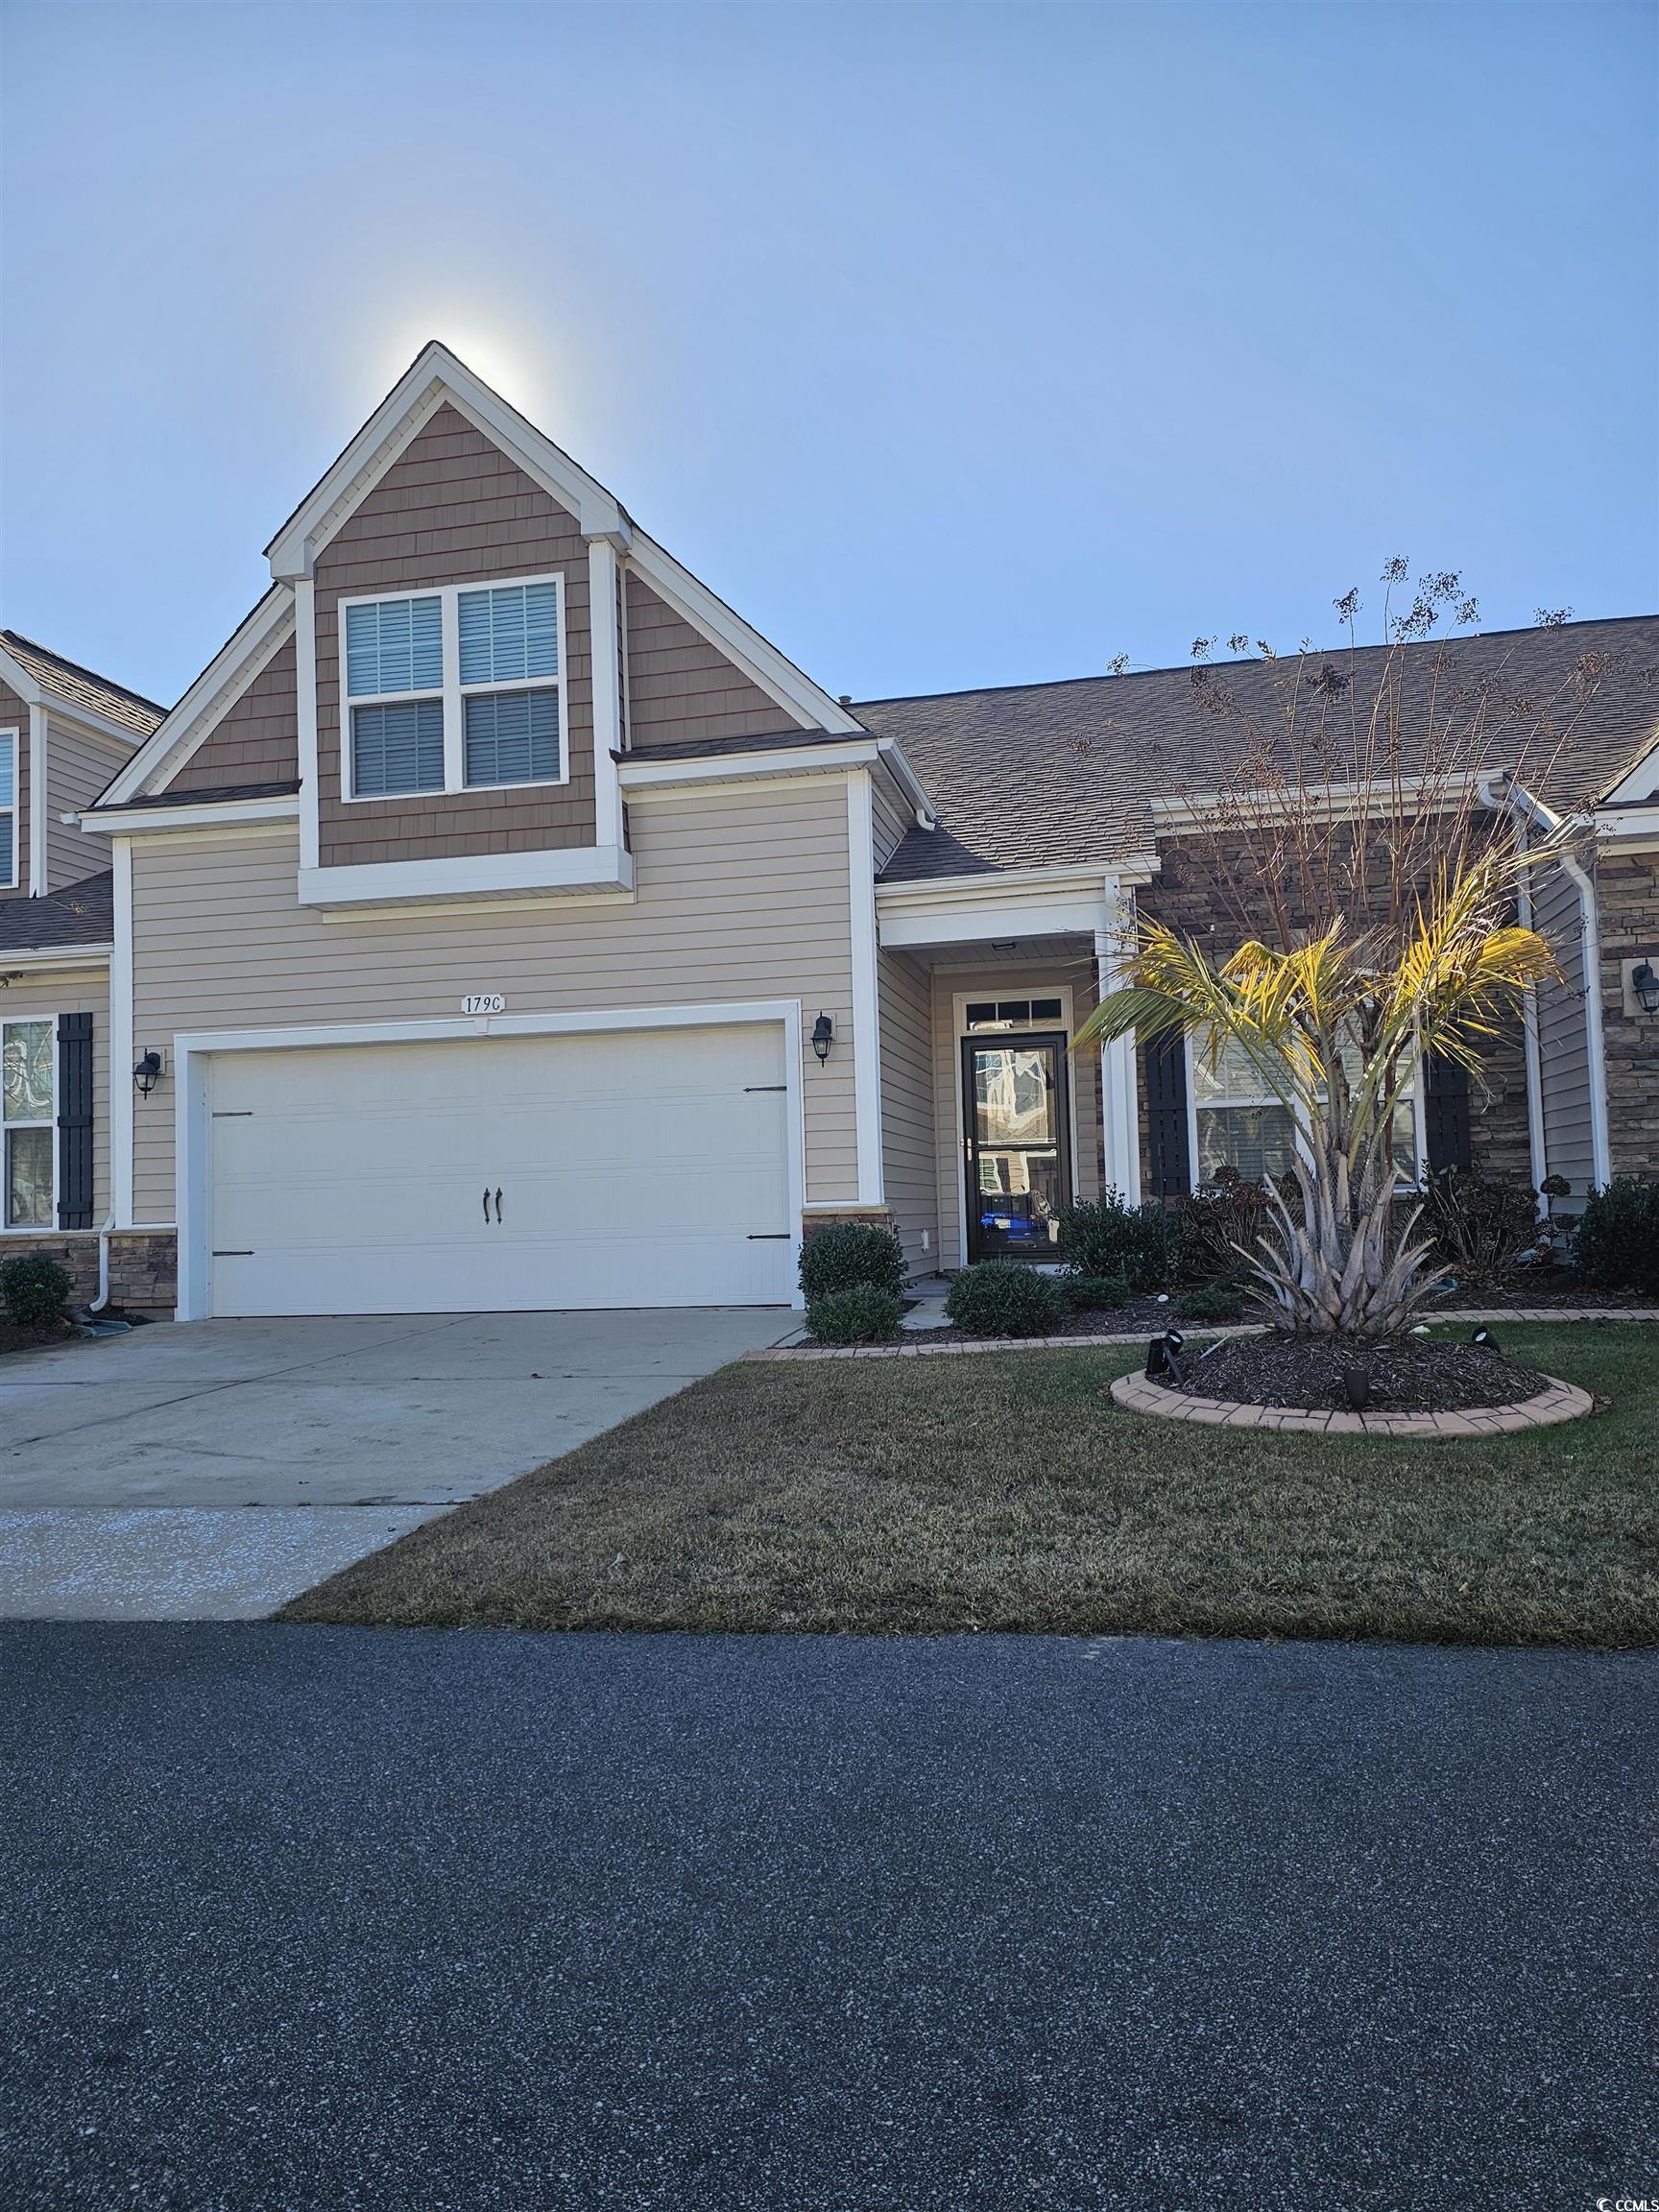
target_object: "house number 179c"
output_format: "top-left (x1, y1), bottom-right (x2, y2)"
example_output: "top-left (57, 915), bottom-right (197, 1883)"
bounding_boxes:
top-left (462, 993), bottom-right (506, 1016)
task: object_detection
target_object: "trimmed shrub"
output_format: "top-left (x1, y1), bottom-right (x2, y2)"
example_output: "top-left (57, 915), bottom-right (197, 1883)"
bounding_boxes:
top-left (807, 1285), bottom-right (904, 1346)
top-left (1063, 1273), bottom-right (1130, 1312)
top-left (1574, 1178), bottom-right (1659, 1296)
top-left (1057, 1191), bottom-right (1180, 1292)
top-left (1177, 1284), bottom-right (1246, 1324)
top-left (1, 1254), bottom-right (73, 1332)
top-left (946, 1262), bottom-right (1068, 1338)
top-left (798, 1221), bottom-right (906, 1305)
top-left (1421, 1168), bottom-right (1540, 1293)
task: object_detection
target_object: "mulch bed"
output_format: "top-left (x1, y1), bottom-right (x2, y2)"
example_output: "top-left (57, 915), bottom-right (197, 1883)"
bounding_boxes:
top-left (1178, 1334), bottom-right (1551, 1414)
top-left (0, 1317), bottom-right (72, 1358)
top-left (912, 1295), bottom-right (1240, 1347)
top-left (1424, 1274), bottom-right (1653, 1311)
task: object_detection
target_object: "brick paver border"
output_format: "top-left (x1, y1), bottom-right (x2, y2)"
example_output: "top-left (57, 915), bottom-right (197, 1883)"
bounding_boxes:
top-left (749, 1309), bottom-right (1659, 1364)
top-left (1107, 1368), bottom-right (1596, 1438)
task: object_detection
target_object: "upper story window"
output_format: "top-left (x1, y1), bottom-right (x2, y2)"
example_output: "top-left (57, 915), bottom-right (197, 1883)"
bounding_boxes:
top-left (340, 574), bottom-right (566, 803)
top-left (0, 729), bottom-right (16, 888)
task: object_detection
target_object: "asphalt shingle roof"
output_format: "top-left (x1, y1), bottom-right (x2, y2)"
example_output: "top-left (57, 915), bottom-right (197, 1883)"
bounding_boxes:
top-left (0, 872), bottom-right (113, 954)
top-left (859, 615), bottom-right (1659, 882)
top-left (0, 633), bottom-right (168, 740)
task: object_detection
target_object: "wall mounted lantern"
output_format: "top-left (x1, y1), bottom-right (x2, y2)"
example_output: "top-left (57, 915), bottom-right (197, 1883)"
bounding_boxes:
top-left (811, 1013), bottom-right (834, 1065)
top-left (1632, 961), bottom-right (1659, 1017)
top-left (133, 1050), bottom-right (164, 1098)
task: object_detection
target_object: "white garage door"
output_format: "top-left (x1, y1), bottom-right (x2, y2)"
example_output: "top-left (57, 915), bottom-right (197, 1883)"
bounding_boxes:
top-left (204, 1022), bottom-right (794, 1317)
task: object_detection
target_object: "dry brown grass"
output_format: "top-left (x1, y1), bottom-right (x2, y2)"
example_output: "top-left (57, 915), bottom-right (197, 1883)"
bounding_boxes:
top-left (277, 1324), bottom-right (1658, 1647)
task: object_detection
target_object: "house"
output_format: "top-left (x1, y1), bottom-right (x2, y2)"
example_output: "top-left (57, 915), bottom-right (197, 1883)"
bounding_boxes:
top-left (3, 344), bottom-right (1655, 1317)
top-left (0, 639), bottom-right (164, 1287)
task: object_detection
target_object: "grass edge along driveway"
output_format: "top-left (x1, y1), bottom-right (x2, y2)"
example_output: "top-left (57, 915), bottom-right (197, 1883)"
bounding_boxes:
top-left (277, 1322), bottom-right (1657, 1648)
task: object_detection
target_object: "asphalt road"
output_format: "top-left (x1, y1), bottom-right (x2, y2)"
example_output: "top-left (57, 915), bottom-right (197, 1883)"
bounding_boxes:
top-left (1, 1627), bottom-right (1651, 2211)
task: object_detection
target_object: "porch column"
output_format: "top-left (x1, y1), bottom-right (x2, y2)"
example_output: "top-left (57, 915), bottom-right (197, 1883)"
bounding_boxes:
top-left (1094, 892), bottom-right (1142, 1204)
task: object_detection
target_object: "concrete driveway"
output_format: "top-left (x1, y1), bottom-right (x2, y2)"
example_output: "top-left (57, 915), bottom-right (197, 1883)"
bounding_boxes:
top-left (0, 1309), bottom-right (791, 1620)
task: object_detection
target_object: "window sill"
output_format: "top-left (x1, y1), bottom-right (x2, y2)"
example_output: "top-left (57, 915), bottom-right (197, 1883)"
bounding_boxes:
top-left (297, 844), bottom-right (634, 911)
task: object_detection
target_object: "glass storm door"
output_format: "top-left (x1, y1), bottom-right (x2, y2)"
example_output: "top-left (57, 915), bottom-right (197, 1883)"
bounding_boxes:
top-left (962, 1032), bottom-right (1071, 1262)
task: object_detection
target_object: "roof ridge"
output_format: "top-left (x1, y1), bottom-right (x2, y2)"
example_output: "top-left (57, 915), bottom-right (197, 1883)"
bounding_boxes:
top-left (854, 611), bottom-right (1659, 711)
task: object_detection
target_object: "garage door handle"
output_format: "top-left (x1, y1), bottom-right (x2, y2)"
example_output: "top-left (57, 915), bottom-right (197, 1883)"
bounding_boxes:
top-left (748, 1232), bottom-right (790, 1240)
top-left (482, 1186), bottom-right (492, 1224)
top-left (494, 1187), bottom-right (504, 1223)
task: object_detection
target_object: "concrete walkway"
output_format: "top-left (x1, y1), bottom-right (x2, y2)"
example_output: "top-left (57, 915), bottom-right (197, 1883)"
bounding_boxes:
top-left (0, 1309), bottom-right (791, 1619)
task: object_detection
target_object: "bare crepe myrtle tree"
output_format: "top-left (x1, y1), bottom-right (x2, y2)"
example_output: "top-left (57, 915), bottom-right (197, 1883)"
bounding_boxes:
top-left (1075, 567), bottom-right (1634, 1337)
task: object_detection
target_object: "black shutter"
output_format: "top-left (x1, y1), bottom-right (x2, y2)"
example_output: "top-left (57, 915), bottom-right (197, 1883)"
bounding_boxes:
top-left (57, 1012), bottom-right (94, 1230)
top-left (1423, 1051), bottom-right (1472, 1175)
top-left (1143, 1033), bottom-right (1191, 1197)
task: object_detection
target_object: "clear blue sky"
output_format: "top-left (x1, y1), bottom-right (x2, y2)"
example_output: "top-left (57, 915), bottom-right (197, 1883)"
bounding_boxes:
top-left (2, 1), bottom-right (1654, 711)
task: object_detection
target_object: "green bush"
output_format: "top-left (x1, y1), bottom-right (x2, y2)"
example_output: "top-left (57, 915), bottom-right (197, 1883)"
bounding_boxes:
top-left (1176, 1179), bottom-right (1268, 1286)
top-left (946, 1262), bottom-right (1068, 1338)
top-left (1057, 1190), bottom-right (1180, 1292)
top-left (0, 1254), bottom-right (73, 1332)
top-left (1574, 1178), bottom-right (1659, 1296)
top-left (1421, 1169), bottom-right (1540, 1293)
top-left (1063, 1273), bottom-right (1130, 1312)
top-left (1177, 1284), bottom-right (1246, 1324)
top-left (799, 1222), bottom-right (906, 1305)
top-left (806, 1285), bottom-right (904, 1346)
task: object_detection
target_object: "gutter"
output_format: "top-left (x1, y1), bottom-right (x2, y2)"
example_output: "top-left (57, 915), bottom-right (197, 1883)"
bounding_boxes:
top-left (1480, 772), bottom-right (1611, 1189)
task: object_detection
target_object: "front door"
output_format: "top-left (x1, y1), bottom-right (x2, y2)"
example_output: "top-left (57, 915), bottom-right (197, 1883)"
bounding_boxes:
top-left (961, 1031), bottom-right (1071, 1262)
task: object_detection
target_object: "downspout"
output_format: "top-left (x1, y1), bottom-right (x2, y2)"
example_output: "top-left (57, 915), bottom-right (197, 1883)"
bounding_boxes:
top-left (1480, 773), bottom-right (1612, 1190)
top-left (88, 1209), bottom-right (115, 1313)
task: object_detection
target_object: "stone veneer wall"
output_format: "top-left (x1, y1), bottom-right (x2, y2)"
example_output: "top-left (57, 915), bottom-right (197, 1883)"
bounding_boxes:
top-left (1137, 830), bottom-right (1533, 1193)
top-left (1599, 850), bottom-right (1659, 1178)
top-left (0, 1232), bottom-right (177, 1313)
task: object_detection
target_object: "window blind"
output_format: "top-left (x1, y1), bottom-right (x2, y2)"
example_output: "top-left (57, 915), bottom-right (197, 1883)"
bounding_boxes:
top-left (464, 689), bottom-right (561, 787)
top-left (351, 699), bottom-right (445, 797)
top-left (345, 596), bottom-right (443, 696)
top-left (458, 583), bottom-right (559, 685)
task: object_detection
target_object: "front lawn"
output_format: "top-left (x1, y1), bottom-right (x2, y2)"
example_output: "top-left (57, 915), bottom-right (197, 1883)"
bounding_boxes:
top-left (277, 1323), bottom-right (1658, 1647)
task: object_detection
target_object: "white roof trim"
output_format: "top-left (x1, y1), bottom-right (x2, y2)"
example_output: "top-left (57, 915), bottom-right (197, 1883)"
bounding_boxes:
top-left (1600, 733), bottom-right (1659, 805)
top-left (617, 733), bottom-right (934, 823)
top-left (83, 791), bottom-right (301, 835)
top-left (0, 944), bottom-right (112, 974)
top-left (263, 341), bottom-right (859, 737)
top-left (98, 589), bottom-right (296, 806)
top-left (876, 859), bottom-right (1159, 906)
top-left (0, 647), bottom-right (145, 752)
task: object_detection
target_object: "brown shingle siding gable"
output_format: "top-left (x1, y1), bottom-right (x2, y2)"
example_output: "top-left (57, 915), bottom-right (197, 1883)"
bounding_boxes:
top-left (313, 401), bottom-right (597, 868)
top-left (624, 573), bottom-right (795, 747)
top-left (171, 636), bottom-right (301, 792)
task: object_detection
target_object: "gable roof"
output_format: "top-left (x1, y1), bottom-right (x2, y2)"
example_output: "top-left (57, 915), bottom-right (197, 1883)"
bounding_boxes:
top-left (263, 340), bottom-right (862, 740)
top-left (0, 633), bottom-right (166, 742)
top-left (863, 613), bottom-right (1659, 882)
top-left (0, 870), bottom-right (112, 954)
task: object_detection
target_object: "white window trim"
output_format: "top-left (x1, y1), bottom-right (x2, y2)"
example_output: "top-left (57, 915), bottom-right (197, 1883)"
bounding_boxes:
top-left (1184, 1034), bottom-right (1427, 1191)
top-left (0, 729), bottom-right (18, 892)
top-left (3, 1011), bottom-right (59, 1233)
top-left (950, 986), bottom-right (1079, 1270)
top-left (337, 572), bottom-right (571, 805)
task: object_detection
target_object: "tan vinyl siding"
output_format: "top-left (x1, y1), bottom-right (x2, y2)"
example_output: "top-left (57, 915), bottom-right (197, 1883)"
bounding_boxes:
top-left (172, 637), bottom-right (300, 792)
top-left (1532, 858), bottom-right (1598, 1205)
top-left (129, 781), bottom-right (858, 1222)
top-left (930, 957), bottom-right (1101, 1271)
top-left (625, 573), bottom-right (801, 747)
top-left (871, 769), bottom-right (912, 874)
top-left (0, 679), bottom-right (28, 898)
top-left (878, 948), bottom-right (938, 1273)
top-left (45, 716), bottom-right (131, 891)
top-left (0, 968), bottom-right (110, 1221)
top-left (315, 403), bottom-right (597, 865)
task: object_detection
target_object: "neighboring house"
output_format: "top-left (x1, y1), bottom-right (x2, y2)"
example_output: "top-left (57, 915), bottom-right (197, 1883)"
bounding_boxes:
top-left (0, 637), bottom-right (164, 1283)
top-left (4, 343), bottom-right (1655, 1316)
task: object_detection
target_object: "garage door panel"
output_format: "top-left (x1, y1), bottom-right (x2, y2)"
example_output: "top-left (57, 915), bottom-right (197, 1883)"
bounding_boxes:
top-left (204, 1024), bottom-right (795, 1316)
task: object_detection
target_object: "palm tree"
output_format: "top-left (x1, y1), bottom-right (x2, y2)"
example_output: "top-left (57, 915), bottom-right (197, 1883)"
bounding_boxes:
top-left (1075, 844), bottom-right (1557, 1337)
